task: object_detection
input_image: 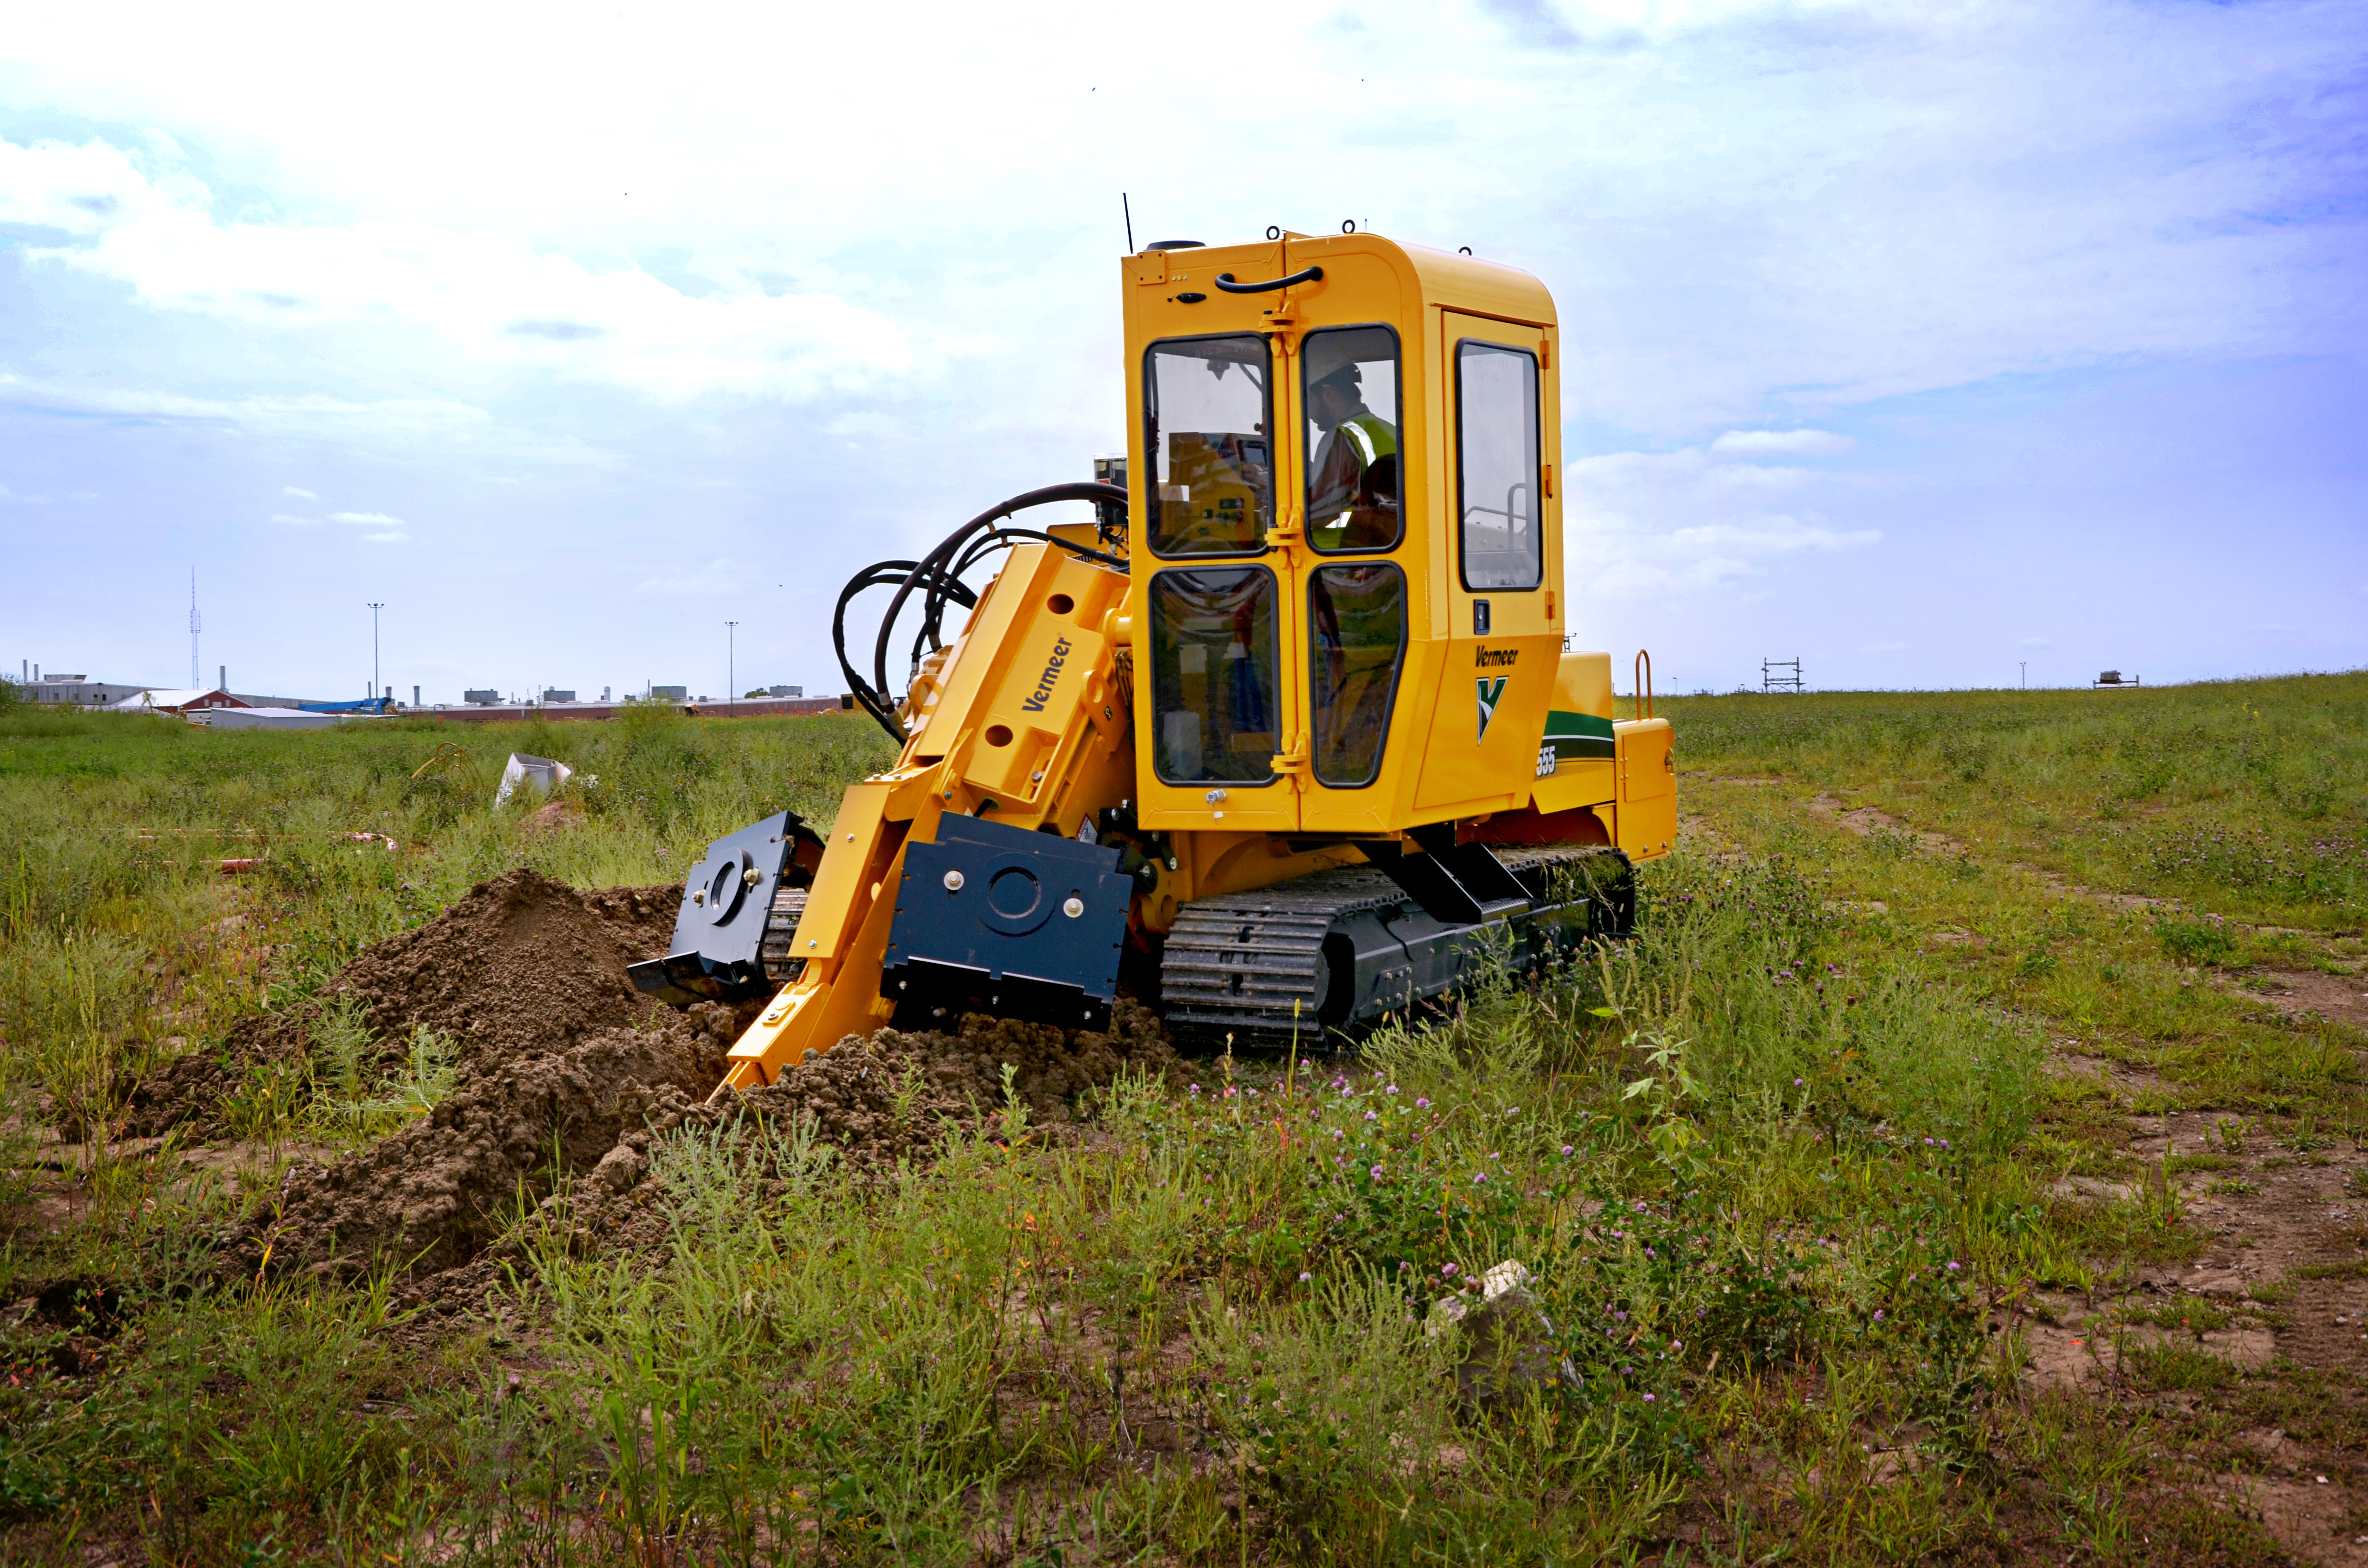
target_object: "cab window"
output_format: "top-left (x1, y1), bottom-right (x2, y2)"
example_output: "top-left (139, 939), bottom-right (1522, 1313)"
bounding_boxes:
top-left (1145, 335), bottom-right (1272, 557)
top-left (1308, 563), bottom-right (1407, 787)
top-left (1455, 341), bottom-right (1542, 590)
top-left (1301, 326), bottom-right (1401, 554)
top-left (1148, 566), bottom-right (1280, 785)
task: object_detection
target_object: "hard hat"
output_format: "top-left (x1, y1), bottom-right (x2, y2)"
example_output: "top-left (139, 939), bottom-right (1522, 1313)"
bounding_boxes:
top-left (1302, 336), bottom-right (1368, 393)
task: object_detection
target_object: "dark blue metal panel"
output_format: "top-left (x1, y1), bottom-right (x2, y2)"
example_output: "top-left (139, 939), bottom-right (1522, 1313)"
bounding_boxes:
top-left (885, 814), bottom-right (1131, 1030)
top-left (629, 810), bottom-right (811, 1004)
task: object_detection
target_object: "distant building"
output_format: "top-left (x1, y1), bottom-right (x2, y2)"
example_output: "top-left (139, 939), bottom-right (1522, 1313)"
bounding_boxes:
top-left (650, 685), bottom-right (687, 701)
top-left (464, 689), bottom-right (501, 705)
top-left (18, 674), bottom-right (149, 707)
top-left (766, 685), bottom-right (804, 698)
top-left (542, 689), bottom-right (577, 704)
top-left (110, 687), bottom-right (251, 716)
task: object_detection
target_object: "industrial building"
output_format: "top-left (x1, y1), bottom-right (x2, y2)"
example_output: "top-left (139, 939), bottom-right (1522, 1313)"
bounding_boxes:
top-left (16, 666), bottom-right (148, 707)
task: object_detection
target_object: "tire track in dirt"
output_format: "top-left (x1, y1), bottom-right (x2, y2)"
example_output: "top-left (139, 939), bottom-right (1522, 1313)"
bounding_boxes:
top-left (1780, 783), bottom-right (2368, 1561)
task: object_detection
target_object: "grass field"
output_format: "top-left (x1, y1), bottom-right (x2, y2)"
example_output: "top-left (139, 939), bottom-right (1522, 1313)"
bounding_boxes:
top-left (1, 673), bottom-right (2363, 1565)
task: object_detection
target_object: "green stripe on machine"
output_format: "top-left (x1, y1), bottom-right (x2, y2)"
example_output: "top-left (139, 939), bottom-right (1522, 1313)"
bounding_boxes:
top-left (1542, 709), bottom-right (1616, 760)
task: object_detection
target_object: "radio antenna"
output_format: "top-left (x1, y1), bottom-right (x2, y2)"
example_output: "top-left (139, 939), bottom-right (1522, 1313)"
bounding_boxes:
top-left (1122, 193), bottom-right (1135, 253)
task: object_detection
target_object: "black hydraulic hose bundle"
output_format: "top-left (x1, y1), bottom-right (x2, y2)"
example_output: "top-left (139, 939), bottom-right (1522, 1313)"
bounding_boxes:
top-left (834, 481), bottom-right (1129, 744)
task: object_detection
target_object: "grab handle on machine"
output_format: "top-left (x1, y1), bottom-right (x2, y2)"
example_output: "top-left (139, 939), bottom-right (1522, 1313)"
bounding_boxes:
top-left (1635, 649), bottom-right (1653, 722)
top-left (1213, 265), bottom-right (1323, 294)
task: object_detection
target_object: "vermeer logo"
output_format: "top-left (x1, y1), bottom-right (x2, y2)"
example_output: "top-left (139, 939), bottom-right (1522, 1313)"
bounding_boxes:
top-left (1021, 637), bottom-right (1073, 713)
top-left (1473, 647), bottom-right (1519, 668)
top-left (1476, 675), bottom-right (1507, 741)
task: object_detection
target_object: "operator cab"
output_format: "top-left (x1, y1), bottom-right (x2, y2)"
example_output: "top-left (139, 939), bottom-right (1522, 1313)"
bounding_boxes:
top-left (1122, 232), bottom-right (1562, 839)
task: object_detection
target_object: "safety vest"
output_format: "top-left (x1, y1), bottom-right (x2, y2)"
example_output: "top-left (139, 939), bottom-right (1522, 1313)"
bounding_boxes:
top-left (1312, 414), bottom-right (1399, 548)
top-left (1335, 412), bottom-right (1397, 468)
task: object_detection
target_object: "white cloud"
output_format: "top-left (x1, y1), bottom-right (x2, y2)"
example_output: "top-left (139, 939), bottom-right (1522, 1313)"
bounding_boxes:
top-left (283, 486), bottom-right (318, 499)
top-left (0, 372), bottom-right (491, 436)
top-left (1566, 445), bottom-right (1880, 597)
top-left (1710, 429), bottom-right (1856, 459)
top-left (3, 136), bottom-right (948, 403)
top-left (327, 511), bottom-right (403, 526)
top-left (1, 0), bottom-right (2354, 442)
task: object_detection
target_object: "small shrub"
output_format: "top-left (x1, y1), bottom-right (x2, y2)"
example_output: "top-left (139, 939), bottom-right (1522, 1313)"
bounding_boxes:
top-left (2124, 1339), bottom-right (2238, 1391)
top-left (2155, 916), bottom-right (2235, 967)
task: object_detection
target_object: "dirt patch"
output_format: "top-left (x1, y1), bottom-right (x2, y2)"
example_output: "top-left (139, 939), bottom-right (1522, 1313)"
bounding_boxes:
top-left (2037, 879), bottom-right (2168, 912)
top-left (2220, 1474), bottom-right (2368, 1566)
top-left (1804, 795), bottom-right (1967, 856)
top-left (2016, 1316), bottom-right (2108, 1393)
top-left (2044, 1051), bottom-right (2177, 1106)
top-left (2146, 1147), bottom-right (2368, 1298)
top-left (119, 869), bottom-right (681, 1140)
top-left (2239, 968), bottom-right (2368, 1033)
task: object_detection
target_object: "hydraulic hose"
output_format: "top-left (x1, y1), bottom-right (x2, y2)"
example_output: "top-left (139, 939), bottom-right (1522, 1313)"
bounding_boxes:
top-left (832, 481), bottom-right (1129, 745)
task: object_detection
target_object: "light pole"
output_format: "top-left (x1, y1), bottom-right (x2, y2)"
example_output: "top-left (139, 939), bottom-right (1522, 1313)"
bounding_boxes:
top-left (726, 621), bottom-right (739, 715)
top-left (367, 602), bottom-right (385, 708)
top-left (2020, 661), bottom-right (2027, 690)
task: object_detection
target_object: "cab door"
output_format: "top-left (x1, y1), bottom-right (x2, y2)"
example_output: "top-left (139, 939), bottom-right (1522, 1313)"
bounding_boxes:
top-left (1412, 310), bottom-right (1563, 815)
top-left (1133, 326), bottom-right (1301, 835)
top-left (1296, 321), bottom-right (1414, 835)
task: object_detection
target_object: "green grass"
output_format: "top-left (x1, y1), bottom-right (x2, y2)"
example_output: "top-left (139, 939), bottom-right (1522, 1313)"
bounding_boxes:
top-left (1645, 671), bottom-right (2368, 929)
top-left (0, 675), bottom-right (2361, 1563)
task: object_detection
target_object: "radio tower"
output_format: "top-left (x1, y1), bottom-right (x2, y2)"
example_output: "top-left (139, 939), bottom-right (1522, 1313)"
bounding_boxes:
top-left (189, 570), bottom-right (202, 689)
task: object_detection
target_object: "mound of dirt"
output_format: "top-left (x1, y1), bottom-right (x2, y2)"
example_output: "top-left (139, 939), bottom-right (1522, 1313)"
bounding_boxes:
top-left (331, 866), bottom-right (678, 1069)
top-left (239, 999), bottom-right (1179, 1301)
top-left (187, 862), bottom-right (1179, 1298)
top-left (119, 869), bottom-right (681, 1139)
top-left (223, 1006), bottom-right (738, 1282)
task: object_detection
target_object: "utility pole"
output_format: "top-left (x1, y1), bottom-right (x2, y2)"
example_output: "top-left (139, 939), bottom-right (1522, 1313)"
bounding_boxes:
top-left (367, 602), bottom-right (385, 708)
top-left (189, 570), bottom-right (202, 688)
top-left (726, 621), bottom-right (739, 715)
top-left (2020, 661), bottom-right (2027, 690)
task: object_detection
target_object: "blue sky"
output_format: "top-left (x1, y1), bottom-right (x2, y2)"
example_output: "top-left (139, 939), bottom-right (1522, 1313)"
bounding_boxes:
top-left (2, 0), bottom-right (2362, 701)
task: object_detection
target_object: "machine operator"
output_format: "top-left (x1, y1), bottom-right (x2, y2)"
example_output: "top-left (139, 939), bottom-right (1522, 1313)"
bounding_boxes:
top-left (1304, 346), bottom-right (1400, 552)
